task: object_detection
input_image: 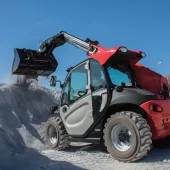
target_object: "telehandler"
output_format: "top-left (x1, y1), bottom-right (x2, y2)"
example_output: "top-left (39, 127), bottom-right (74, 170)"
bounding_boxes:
top-left (12, 31), bottom-right (170, 162)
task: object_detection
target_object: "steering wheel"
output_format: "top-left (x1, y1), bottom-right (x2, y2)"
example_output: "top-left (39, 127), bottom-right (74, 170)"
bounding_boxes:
top-left (78, 91), bottom-right (86, 97)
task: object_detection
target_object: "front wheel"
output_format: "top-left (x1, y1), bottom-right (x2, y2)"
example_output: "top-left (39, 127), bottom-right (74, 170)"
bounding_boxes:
top-left (103, 111), bottom-right (152, 162)
top-left (45, 116), bottom-right (70, 150)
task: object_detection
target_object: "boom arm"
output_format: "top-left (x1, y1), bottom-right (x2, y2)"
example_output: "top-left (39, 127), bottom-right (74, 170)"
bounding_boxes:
top-left (39, 31), bottom-right (91, 54)
top-left (11, 31), bottom-right (98, 77)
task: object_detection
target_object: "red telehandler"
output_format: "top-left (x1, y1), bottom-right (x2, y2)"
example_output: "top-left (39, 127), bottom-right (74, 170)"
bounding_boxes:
top-left (11, 31), bottom-right (170, 162)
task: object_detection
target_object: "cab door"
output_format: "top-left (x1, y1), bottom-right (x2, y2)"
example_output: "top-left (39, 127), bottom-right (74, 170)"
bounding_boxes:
top-left (60, 60), bottom-right (94, 136)
top-left (90, 59), bottom-right (109, 122)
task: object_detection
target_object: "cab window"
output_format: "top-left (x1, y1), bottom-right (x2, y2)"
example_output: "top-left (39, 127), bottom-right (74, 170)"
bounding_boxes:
top-left (61, 63), bottom-right (88, 106)
top-left (90, 59), bottom-right (106, 92)
top-left (107, 64), bottom-right (132, 87)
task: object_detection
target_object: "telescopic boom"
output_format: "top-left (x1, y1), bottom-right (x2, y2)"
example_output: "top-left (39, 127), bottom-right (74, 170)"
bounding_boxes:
top-left (11, 31), bottom-right (96, 77)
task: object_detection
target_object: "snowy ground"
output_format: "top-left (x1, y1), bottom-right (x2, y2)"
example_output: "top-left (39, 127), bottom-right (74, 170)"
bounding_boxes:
top-left (0, 85), bottom-right (169, 170)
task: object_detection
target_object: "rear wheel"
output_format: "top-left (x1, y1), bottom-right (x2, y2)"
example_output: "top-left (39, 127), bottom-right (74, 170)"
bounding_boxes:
top-left (103, 111), bottom-right (152, 162)
top-left (45, 116), bottom-right (70, 149)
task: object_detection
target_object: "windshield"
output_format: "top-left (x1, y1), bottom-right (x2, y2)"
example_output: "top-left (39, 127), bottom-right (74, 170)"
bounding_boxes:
top-left (107, 64), bottom-right (133, 87)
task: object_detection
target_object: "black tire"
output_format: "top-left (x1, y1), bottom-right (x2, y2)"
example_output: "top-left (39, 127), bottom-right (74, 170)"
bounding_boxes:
top-left (45, 116), bottom-right (70, 150)
top-left (103, 111), bottom-right (152, 162)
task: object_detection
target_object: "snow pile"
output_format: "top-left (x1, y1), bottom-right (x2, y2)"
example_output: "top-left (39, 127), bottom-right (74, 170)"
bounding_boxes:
top-left (0, 84), bottom-right (57, 170)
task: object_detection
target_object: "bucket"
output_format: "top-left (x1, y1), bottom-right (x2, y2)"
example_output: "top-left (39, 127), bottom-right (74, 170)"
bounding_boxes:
top-left (11, 48), bottom-right (58, 77)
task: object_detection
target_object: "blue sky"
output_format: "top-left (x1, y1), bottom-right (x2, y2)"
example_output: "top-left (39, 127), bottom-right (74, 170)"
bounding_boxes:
top-left (0, 0), bottom-right (170, 89)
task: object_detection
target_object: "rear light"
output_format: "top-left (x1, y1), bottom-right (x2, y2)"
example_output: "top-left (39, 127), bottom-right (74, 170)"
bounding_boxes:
top-left (149, 104), bottom-right (163, 112)
top-left (119, 47), bottom-right (128, 52)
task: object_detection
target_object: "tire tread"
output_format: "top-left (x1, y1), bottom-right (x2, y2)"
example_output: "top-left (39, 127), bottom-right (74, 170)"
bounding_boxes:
top-left (46, 116), bottom-right (70, 150)
top-left (103, 111), bottom-right (152, 162)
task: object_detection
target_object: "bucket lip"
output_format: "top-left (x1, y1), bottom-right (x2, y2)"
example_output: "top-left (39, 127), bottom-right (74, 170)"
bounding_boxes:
top-left (12, 70), bottom-right (56, 77)
top-left (14, 48), bottom-right (57, 61)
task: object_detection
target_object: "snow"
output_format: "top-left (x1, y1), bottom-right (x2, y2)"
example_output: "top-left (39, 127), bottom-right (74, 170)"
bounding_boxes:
top-left (0, 84), bottom-right (169, 170)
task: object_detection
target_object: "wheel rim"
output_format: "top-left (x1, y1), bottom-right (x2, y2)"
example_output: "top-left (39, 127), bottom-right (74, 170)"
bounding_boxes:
top-left (48, 125), bottom-right (58, 144)
top-left (111, 124), bottom-right (132, 152)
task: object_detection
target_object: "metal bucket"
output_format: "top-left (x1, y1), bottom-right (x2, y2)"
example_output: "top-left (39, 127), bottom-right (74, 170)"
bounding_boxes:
top-left (11, 48), bottom-right (58, 77)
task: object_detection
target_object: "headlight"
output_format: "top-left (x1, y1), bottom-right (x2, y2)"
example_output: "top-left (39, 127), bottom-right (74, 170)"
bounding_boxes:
top-left (119, 47), bottom-right (128, 52)
top-left (149, 104), bottom-right (163, 112)
top-left (88, 45), bottom-right (97, 54)
top-left (141, 52), bottom-right (146, 57)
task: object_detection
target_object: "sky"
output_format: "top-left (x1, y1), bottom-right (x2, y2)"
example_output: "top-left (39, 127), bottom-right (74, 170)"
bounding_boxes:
top-left (0, 0), bottom-right (170, 89)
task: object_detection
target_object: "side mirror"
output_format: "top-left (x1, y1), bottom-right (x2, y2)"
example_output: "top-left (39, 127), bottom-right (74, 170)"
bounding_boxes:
top-left (50, 76), bottom-right (57, 87)
top-left (50, 75), bottom-right (63, 89)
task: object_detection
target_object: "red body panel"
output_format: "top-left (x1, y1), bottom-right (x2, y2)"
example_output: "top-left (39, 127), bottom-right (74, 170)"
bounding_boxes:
top-left (132, 64), bottom-right (162, 94)
top-left (87, 44), bottom-right (142, 65)
top-left (132, 64), bottom-right (170, 94)
top-left (87, 44), bottom-right (120, 65)
top-left (88, 44), bottom-right (169, 95)
top-left (140, 100), bottom-right (170, 139)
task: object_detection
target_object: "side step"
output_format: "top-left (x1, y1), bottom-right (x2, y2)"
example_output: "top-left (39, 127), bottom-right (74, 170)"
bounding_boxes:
top-left (68, 137), bottom-right (101, 144)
